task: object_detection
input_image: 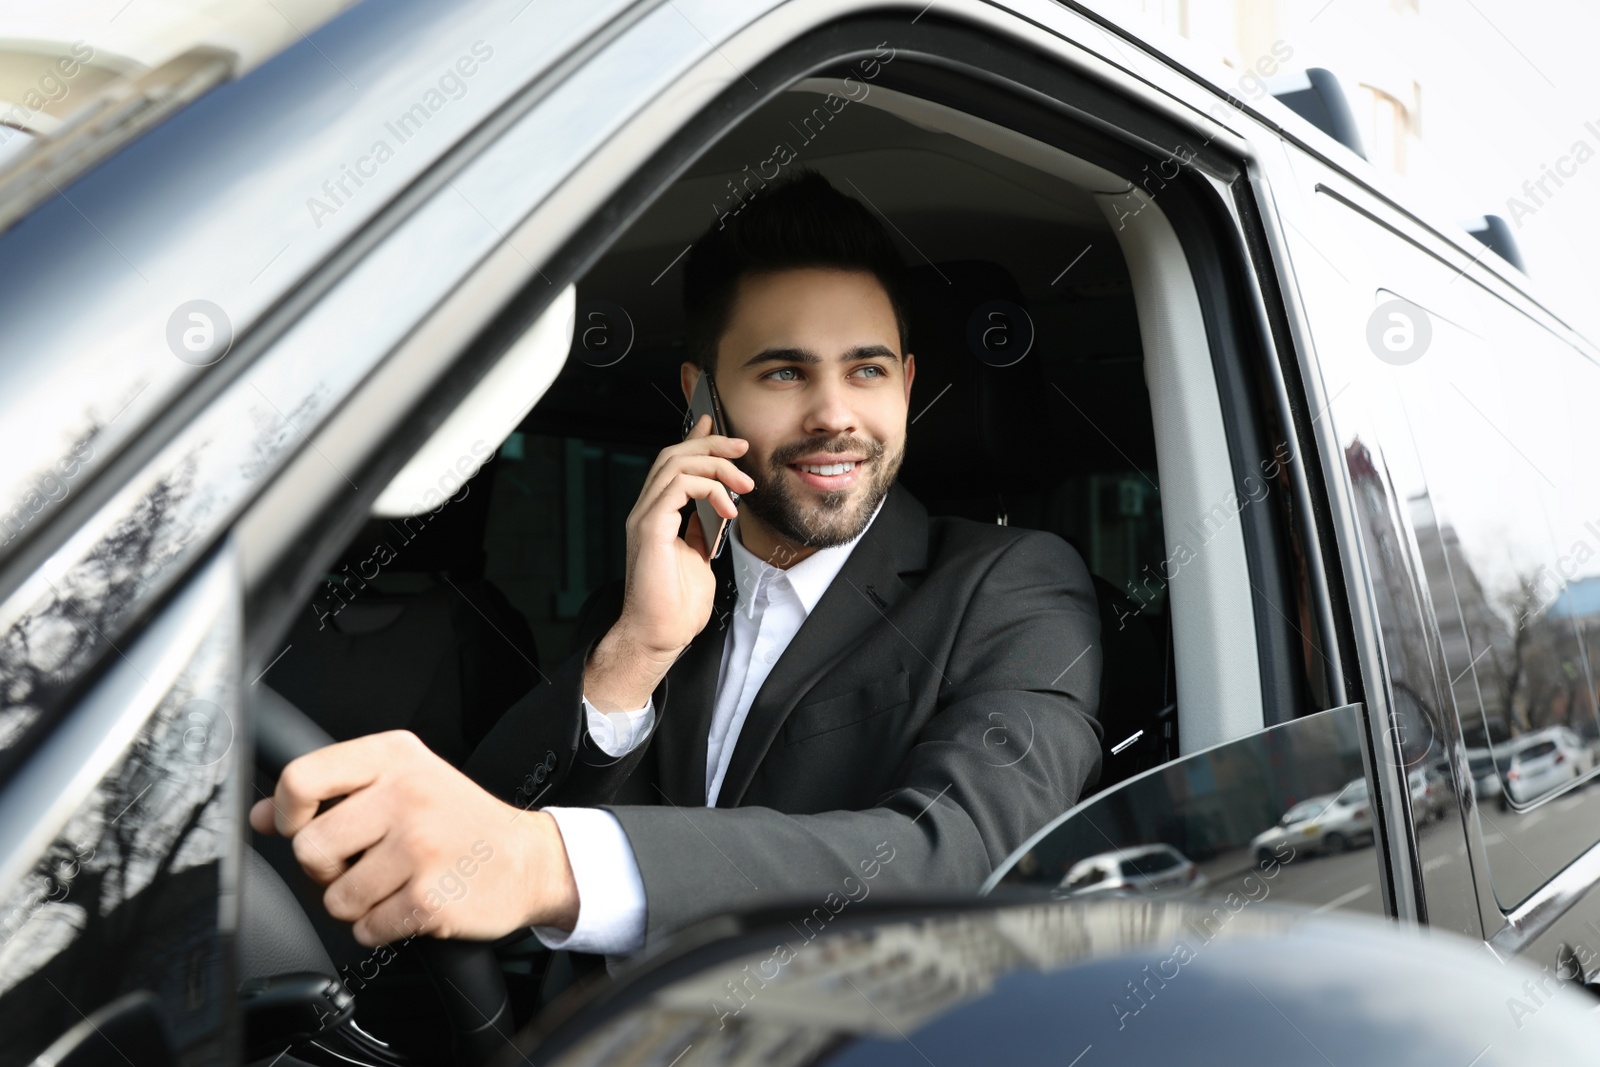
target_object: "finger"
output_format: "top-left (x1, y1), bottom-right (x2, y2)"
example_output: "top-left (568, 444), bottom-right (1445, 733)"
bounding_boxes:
top-left (643, 413), bottom-right (712, 488)
top-left (645, 418), bottom-right (750, 484)
top-left (683, 505), bottom-right (709, 561)
top-left (292, 788), bottom-right (392, 886)
top-left (643, 474), bottom-right (737, 541)
top-left (323, 837), bottom-right (413, 925)
top-left (636, 454), bottom-right (754, 510)
top-left (353, 881), bottom-right (444, 948)
top-left (249, 796), bottom-right (279, 836)
top-left (270, 731), bottom-right (411, 836)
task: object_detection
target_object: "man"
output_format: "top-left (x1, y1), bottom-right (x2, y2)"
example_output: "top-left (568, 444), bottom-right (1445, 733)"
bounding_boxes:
top-left (250, 169), bottom-right (1104, 967)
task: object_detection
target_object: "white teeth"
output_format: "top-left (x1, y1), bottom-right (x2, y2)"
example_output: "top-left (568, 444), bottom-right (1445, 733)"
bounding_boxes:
top-left (797, 461), bottom-right (856, 476)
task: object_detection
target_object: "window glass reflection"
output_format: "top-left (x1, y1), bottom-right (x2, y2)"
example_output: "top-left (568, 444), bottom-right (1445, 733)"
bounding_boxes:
top-left (988, 703), bottom-right (1385, 919)
top-left (1391, 293), bottom-right (1600, 909)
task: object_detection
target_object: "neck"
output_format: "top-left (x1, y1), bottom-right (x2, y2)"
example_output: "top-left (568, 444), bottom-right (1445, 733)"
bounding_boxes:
top-left (734, 511), bottom-right (820, 570)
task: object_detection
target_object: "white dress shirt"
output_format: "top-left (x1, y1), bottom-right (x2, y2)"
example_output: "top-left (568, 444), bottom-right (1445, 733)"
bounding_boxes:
top-left (532, 497), bottom-right (885, 958)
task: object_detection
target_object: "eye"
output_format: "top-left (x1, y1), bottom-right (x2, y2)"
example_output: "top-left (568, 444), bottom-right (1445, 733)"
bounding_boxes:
top-left (765, 367), bottom-right (802, 382)
top-left (853, 364), bottom-right (887, 378)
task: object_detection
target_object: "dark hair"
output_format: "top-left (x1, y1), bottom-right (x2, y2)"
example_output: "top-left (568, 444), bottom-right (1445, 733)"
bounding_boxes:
top-left (681, 168), bottom-right (910, 373)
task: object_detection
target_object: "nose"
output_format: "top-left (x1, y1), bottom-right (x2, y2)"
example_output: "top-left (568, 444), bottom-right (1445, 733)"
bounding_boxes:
top-left (801, 373), bottom-right (858, 437)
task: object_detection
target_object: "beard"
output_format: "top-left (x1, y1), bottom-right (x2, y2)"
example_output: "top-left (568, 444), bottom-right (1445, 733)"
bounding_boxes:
top-left (734, 433), bottom-right (904, 549)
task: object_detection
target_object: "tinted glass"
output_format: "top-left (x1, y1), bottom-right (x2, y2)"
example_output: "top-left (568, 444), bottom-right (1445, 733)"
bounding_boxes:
top-left (1382, 286), bottom-right (1600, 907)
top-left (986, 702), bottom-right (1385, 918)
top-left (0, 559), bottom-right (240, 1064)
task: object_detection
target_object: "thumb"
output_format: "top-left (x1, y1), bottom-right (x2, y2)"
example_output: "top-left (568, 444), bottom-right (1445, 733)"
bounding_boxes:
top-left (249, 796), bottom-right (281, 836)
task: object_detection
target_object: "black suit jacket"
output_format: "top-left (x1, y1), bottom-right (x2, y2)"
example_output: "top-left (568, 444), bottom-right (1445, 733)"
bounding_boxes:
top-left (464, 482), bottom-right (1103, 950)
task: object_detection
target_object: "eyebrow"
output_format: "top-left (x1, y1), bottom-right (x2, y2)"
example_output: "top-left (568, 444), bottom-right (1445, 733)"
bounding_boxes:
top-left (739, 343), bottom-right (901, 369)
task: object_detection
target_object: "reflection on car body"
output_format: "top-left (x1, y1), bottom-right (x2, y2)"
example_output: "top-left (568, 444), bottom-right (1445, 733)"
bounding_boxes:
top-left (1055, 844), bottom-right (1206, 898)
top-left (1249, 778), bottom-right (1374, 865)
top-left (1504, 727), bottom-right (1594, 806)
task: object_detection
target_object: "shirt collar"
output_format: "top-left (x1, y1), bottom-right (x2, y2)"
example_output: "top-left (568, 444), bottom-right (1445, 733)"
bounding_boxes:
top-left (727, 494), bottom-right (887, 617)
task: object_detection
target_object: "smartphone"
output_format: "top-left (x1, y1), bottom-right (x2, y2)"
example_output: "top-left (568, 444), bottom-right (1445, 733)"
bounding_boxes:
top-left (682, 371), bottom-right (737, 559)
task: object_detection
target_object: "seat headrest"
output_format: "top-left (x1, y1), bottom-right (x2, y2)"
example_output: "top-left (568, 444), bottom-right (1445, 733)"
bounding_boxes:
top-left (897, 260), bottom-right (1050, 518)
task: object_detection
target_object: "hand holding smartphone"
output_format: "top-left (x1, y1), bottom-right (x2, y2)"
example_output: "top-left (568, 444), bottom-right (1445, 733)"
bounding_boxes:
top-left (581, 372), bottom-right (750, 708)
top-left (682, 371), bottom-right (738, 559)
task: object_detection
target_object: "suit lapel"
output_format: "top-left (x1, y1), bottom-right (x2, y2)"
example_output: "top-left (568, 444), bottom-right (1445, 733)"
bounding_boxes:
top-left (652, 544), bottom-right (737, 806)
top-left (714, 483), bottom-right (929, 807)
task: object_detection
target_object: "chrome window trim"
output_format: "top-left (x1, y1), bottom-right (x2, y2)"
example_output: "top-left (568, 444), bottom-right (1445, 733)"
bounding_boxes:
top-left (1490, 839), bottom-right (1600, 959)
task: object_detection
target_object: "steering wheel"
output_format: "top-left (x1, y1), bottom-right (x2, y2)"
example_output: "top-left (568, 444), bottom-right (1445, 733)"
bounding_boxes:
top-left (248, 683), bottom-right (515, 1066)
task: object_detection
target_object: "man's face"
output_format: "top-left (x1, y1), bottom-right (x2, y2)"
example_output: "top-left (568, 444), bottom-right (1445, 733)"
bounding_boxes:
top-left (682, 267), bottom-right (915, 550)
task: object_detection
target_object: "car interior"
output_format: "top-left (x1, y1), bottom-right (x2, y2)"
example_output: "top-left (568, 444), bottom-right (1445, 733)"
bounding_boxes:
top-left (251, 70), bottom-right (1291, 1052)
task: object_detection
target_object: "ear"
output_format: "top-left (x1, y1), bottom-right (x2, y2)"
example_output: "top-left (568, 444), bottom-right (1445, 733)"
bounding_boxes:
top-left (902, 352), bottom-right (915, 404)
top-left (680, 360), bottom-right (701, 406)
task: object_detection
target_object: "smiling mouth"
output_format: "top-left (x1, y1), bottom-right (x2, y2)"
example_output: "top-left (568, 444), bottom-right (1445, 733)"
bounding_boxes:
top-left (786, 458), bottom-right (866, 489)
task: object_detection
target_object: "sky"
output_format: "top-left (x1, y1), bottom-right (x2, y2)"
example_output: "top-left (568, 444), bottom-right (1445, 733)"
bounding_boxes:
top-left (1257, 0), bottom-right (1600, 343)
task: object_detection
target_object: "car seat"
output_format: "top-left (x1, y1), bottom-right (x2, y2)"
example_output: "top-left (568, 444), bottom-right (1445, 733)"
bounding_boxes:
top-left (266, 454), bottom-right (542, 767)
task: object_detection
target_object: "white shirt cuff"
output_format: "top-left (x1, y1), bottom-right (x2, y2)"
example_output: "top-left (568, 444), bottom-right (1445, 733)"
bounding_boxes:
top-left (531, 806), bottom-right (647, 956)
top-left (580, 695), bottom-right (655, 757)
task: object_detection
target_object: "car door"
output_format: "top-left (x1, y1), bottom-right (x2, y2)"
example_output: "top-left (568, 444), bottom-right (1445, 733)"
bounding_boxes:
top-left (0, 2), bottom-right (700, 1062)
top-left (1266, 119), bottom-right (1600, 973)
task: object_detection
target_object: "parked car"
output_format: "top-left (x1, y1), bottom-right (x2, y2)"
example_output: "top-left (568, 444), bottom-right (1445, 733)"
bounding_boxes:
top-left (1056, 844), bottom-right (1207, 897)
top-left (3, 0), bottom-right (1599, 1064)
top-left (1250, 780), bottom-right (1375, 864)
top-left (1504, 727), bottom-right (1593, 805)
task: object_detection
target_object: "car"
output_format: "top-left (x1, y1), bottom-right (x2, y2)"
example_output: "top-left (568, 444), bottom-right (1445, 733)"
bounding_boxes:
top-left (1249, 780), bottom-right (1375, 864)
top-left (3, 0), bottom-right (1599, 1064)
top-left (1055, 844), bottom-right (1207, 897)
top-left (517, 897), bottom-right (1600, 1066)
top-left (1504, 727), bottom-right (1592, 805)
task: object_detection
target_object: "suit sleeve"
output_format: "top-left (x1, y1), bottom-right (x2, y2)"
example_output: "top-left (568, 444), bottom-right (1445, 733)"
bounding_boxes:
top-left (462, 580), bottom-right (664, 807)
top-left (600, 530), bottom-right (1104, 951)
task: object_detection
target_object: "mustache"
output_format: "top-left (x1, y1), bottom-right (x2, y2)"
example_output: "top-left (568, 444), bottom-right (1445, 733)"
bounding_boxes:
top-left (767, 437), bottom-right (885, 466)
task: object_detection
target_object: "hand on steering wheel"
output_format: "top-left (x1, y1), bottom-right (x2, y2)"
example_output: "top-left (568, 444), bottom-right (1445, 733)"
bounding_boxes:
top-left (251, 685), bottom-right (538, 1066)
top-left (251, 729), bottom-right (578, 946)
